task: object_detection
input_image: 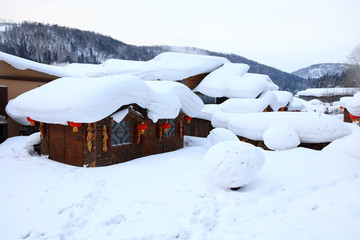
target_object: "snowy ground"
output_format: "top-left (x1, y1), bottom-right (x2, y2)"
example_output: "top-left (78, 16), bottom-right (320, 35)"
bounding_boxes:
top-left (1, 124), bottom-right (360, 240)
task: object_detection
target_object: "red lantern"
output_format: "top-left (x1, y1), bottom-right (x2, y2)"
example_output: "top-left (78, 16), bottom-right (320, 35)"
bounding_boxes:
top-left (27, 117), bottom-right (36, 126)
top-left (184, 116), bottom-right (192, 124)
top-left (137, 122), bottom-right (148, 134)
top-left (339, 106), bottom-right (344, 110)
top-left (68, 121), bottom-right (82, 132)
top-left (349, 114), bottom-right (360, 121)
top-left (161, 122), bottom-right (171, 133)
top-left (279, 107), bottom-right (285, 111)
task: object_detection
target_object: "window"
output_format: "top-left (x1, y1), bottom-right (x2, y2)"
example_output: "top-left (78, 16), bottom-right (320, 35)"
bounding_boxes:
top-left (163, 119), bottom-right (175, 138)
top-left (111, 121), bottom-right (131, 146)
top-left (197, 94), bottom-right (216, 104)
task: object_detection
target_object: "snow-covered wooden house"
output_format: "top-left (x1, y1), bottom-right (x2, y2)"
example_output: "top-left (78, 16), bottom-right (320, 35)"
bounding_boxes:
top-left (340, 93), bottom-right (360, 125)
top-left (7, 75), bottom-right (203, 166)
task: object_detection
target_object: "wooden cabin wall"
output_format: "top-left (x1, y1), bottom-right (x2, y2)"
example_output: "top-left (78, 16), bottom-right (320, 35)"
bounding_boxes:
top-left (184, 118), bottom-right (213, 137)
top-left (185, 73), bottom-right (209, 90)
top-left (343, 108), bottom-right (352, 123)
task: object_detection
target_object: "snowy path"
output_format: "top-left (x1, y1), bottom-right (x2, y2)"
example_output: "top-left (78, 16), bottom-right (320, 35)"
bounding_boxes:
top-left (1, 135), bottom-right (360, 240)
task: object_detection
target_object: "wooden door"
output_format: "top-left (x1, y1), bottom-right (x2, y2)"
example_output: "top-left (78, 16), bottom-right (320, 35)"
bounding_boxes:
top-left (141, 119), bottom-right (156, 157)
top-left (49, 124), bottom-right (83, 166)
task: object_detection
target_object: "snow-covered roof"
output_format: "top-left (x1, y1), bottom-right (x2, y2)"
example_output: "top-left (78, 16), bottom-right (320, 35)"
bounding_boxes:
top-left (193, 62), bottom-right (279, 98)
top-left (65, 52), bottom-right (229, 80)
top-left (341, 92), bottom-right (360, 116)
top-left (6, 75), bottom-right (204, 125)
top-left (297, 88), bottom-right (359, 97)
top-left (198, 91), bottom-right (280, 127)
top-left (0, 51), bottom-right (85, 78)
top-left (228, 112), bottom-right (351, 144)
top-left (272, 90), bottom-right (293, 108)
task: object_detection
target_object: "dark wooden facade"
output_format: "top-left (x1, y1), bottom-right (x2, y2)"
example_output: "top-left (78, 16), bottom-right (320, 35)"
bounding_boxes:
top-left (343, 108), bottom-right (352, 123)
top-left (0, 86), bottom-right (8, 143)
top-left (184, 118), bottom-right (214, 138)
top-left (40, 105), bottom-right (186, 167)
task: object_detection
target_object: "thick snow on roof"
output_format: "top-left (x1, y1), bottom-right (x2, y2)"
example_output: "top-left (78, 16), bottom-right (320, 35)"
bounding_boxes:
top-left (6, 75), bottom-right (204, 125)
top-left (198, 91), bottom-right (280, 126)
top-left (272, 90), bottom-right (293, 108)
top-left (65, 52), bottom-right (229, 80)
top-left (0, 51), bottom-right (85, 78)
top-left (287, 97), bottom-right (306, 111)
top-left (193, 62), bottom-right (278, 98)
top-left (342, 93), bottom-right (360, 116)
top-left (228, 112), bottom-right (351, 143)
top-left (297, 87), bottom-right (359, 97)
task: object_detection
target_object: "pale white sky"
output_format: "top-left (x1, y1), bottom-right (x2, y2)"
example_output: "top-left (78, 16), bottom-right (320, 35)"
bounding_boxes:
top-left (2, 0), bottom-right (360, 72)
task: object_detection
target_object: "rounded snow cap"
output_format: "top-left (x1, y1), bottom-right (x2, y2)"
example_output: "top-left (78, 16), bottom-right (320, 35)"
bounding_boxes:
top-left (207, 128), bottom-right (239, 146)
top-left (203, 141), bottom-right (265, 189)
top-left (263, 125), bottom-right (300, 151)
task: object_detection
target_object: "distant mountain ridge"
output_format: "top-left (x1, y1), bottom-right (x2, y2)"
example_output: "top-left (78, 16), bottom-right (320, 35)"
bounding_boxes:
top-left (0, 21), bottom-right (306, 93)
top-left (292, 63), bottom-right (351, 79)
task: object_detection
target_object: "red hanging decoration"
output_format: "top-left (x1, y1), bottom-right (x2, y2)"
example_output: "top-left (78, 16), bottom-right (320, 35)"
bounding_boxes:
top-left (339, 106), bottom-right (344, 110)
top-left (68, 121), bottom-right (82, 132)
top-left (184, 116), bottom-right (192, 124)
top-left (27, 117), bottom-right (36, 126)
top-left (279, 107), bottom-right (285, 111)
top-left (349, 114), bottom-right (360, 121)
top-left (161, 122), bottom-right (171, 133)
top-left (137, 122), bottom-right (148, 134)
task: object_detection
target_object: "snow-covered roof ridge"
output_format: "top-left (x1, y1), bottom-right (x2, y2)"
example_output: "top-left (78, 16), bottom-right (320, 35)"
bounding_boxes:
top-left (6, 75), bottom-right (204, 125)
top-left (297, 87), bottom-right (360, 97)
top-left (65, 52), bottom-right (229, 80)
top-left (193, 62), bottom-right (279, 98)
top-left (0, 51), bottom-right (86, 78)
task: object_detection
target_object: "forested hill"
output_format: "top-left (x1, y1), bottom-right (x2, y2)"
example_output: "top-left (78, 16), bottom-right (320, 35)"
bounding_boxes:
top-left (0, 21), bottom-right (306, 93)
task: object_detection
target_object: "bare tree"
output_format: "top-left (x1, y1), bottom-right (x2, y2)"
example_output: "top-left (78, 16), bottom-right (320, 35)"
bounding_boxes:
top-left (344, 44), bottom-right (360, 87)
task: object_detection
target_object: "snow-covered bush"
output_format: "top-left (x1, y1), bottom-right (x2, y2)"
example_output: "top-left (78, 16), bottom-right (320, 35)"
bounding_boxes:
top-left (263, 125), bottom-right (300, 151)
top-left (203, 141), bottom-right (265, 190)
top-left (207, 128), bottom-right (239, 146)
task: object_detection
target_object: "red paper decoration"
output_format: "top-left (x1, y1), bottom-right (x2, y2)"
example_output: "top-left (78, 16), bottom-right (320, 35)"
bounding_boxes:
top-left (27, 117), bottom-right (36, 126)
top-left (184, 116), bottom-right (192, 124)
top-left (68, 121), bottom-right (82, 132)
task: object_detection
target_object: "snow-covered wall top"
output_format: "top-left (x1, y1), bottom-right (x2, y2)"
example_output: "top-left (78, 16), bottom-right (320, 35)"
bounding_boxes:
top-left (0, 51), bottom-right (85, 78)
top-left (6, 75), bottom-right (204, 125)
top-left (297, 88), bottom-right (359, 97)
top-left (65, 52), bottom-right (229, 80)
top-left (193, 63), bottom-right (279, 98)
top-left (228, 112), bottom-right (351, 143)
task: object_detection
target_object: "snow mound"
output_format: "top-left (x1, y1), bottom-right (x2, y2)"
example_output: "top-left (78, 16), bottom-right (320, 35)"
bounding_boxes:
top-left (228, 112), bottom-right (351, 143)
top-left (322, 132), bottom-right (360, 159)
top-left (203, 141), bottom-right (265, 189)
top-left (0, 133), bottom-right (40, 157)
top-left (263, 125), bottom-right (300, 151)
top-left (193, 62), bottom-right (277, 98)
top-left (6, 75), bottom-right (204, 125)
top-left (207, 128), bottom-right (239, 146)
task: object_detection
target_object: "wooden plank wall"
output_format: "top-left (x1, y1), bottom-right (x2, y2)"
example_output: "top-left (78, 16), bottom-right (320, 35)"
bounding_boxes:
top-left (184, 118), bottom-right (213, 138)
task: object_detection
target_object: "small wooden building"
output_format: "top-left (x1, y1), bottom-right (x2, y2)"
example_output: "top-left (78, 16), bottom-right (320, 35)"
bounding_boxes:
top-left (8, 75), bottom-right (204, 167)
top-left (39, 105), bottom-right (188, 167)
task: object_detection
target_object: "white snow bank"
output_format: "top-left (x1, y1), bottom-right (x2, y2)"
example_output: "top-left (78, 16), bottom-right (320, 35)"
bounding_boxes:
top-left (193, 62), bottom-right (278, 98)
top-left (6, 75), bottom-right (204, 125)
top-left (0, 51), bottom-right (85, 78)
top-left (203, 141), bottom-right (265, 189)
top-left (0, 132), bottom-right (40, 157)
top-left (297, 87), bottom-right (359, 97)
top-left (228, 112), bottom-right (351, 143)
top-left (263, 125), bottom-right (300, 150)
top-left (323, 131), bottom-right (360, 159)
top-left (207, 128), bottom-right (239, 145)
top-left (65, 52), bottom-right (229, 80)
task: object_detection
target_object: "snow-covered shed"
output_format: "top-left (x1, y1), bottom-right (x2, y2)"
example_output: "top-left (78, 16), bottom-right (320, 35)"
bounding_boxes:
top-left (7, 75), bottom-right (203, 166)
top-left (340, 93), bottom-right (360, 125)
top-left (297, 87), bottom-right (359, 102)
